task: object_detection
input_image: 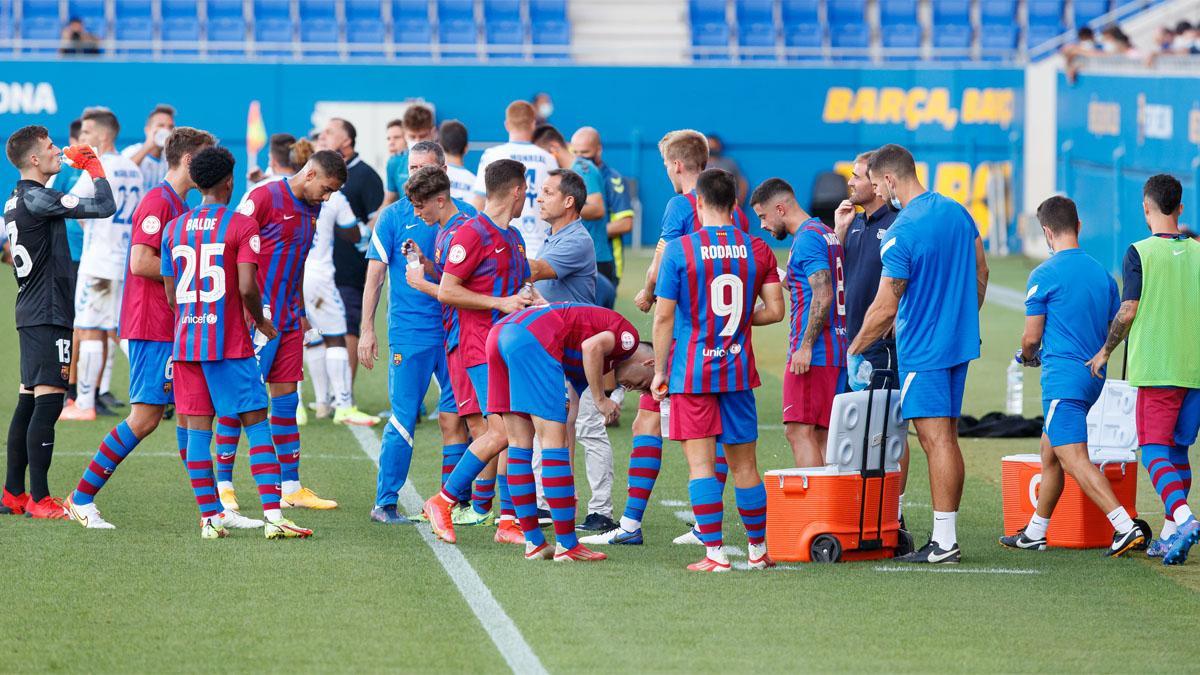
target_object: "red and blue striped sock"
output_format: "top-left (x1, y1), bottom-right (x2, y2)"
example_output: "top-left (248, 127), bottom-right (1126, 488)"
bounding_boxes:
top-left (688, 477), bottom-right (724, 547)
top-left (735, 483), bottom-right (768, 545)
top-left (1143, 444), bottom-right (1188, 518)
top-left (270, 393), bottom-right (301, 484)
top-left (542, 447), bottom-right (577, 549)
top-left (622, 435), bottom-right (662, 527)
top-left (715, 444), bottom-right (729, 488)
top-left (442, 442), bottom-right (468, 494)
top-left (507, 447), bottom-right (544, 546)
top-left (73, 420), bottom-right (141, 505)
top-left (244, 420), bottom-right (281, 512)
top-left (439, 451), bottom-right (487, 503)
top-left (497, 472), bottom-right (516, 521)
top-left (1171, 444), bottom-right (1192, 499)
top-left (215, 416), bottom-right (241, 485)
top-left (185, 428), bottom-right (221, 519)
top-left (471, 478), bottom-right (496, 515)
top-left (175, 425), bottom-right (188, 463)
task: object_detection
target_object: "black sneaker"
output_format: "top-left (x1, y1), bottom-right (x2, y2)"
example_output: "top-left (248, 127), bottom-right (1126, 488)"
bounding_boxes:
top-left (161, 403), bottom-right (175, 421)
top-left (98, 392), bottom-right (126, 409)
top-left (536, 508), bottom-right (552, 527)
top-left (94, 399), bottom-right (118, 417)
top-left (578, 512), bottom-right (617, 532)
top-left (894, 540), bottom-right (961, 564)
top-left (1106, 527), bottom-right (1145, 558)
top-left (999, 528), bottom-right (1047, 551)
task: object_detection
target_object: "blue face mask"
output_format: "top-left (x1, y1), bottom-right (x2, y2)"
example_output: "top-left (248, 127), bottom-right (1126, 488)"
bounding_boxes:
top-left (890, 196), bottom-right (902, 210)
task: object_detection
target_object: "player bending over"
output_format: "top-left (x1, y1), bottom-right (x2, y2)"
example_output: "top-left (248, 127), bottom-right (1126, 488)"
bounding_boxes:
top-left (2, 126), bottom-right (115, 518)
top-left (160, 147), bottom-right (310, 540)
top-left (1000, 196), bottom-right (1143, 556)
top-left (651, 168), bottom-right (785, 572)
top-left (491, 303), bottom-right (654, 561)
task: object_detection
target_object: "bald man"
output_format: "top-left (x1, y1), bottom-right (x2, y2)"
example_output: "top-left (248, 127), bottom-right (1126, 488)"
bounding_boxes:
top-left (571, 127), bottom-right (634, 287)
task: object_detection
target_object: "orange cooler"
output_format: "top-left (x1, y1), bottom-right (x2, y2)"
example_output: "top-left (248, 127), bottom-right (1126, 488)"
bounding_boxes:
top-left (1001, 453), bottom-right (1139, 548)
top-left (766, 467), bottom-right (903, 562)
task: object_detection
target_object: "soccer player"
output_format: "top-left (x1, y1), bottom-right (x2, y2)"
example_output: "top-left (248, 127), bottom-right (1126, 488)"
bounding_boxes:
top-left (570, 126), bottom-right (635, 288)
top-left (651, 168), bottom-right (784, 572)
top-left (469, 101), bottom-right (557, 259)
top-left (440, 119), bottom-right (476, 202)
top-left (360, 148), bottom-right (475, 524)
top-left (1086, 174), bottom-right (1200, 565)
top-left (490, 303), bottom-right (655, 561)
top-left (422, 159), bottom-right (539, 544)
top-left (240, 133), bottom-right (296, 203)
top-left (121, 104), bottom-right (176, 193)
top-left (381, 104), bottom-right (437, 211)
top-left (752, 178), bottom-right (847, 467)
top-left (63, 127), bottom-right (259, 530)
top-left (59, 108), bottom-right (143, 421)
top-left (998, 196), bottom-right (1143, 556)
top-left (160, 146), bottom-right (311, 540)
top-left (2, 127), bottom-right (115, 518)
top-left (230, 147), bottom-right (349, 510)
top-left (849, 144), bottom-right (989, 564)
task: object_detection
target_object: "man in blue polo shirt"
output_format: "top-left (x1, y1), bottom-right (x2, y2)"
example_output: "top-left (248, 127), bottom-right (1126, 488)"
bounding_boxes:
top-left (849, 144), bottom-right (989, 564)
top-left (999, 195), bottom-right (1143, 556)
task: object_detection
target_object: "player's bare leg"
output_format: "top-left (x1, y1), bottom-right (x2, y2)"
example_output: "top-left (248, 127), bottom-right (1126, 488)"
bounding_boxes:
top-left (896, 416), bottom-right (963, 563)
top-left (785, 422), bottom-right (825, 467)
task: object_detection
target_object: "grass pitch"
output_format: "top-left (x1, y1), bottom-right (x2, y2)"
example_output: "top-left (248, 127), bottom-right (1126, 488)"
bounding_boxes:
top-left (2, 253), bottom-right (1198, 673)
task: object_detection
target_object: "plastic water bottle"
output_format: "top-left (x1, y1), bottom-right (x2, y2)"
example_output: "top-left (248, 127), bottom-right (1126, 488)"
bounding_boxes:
top-left (519, 281), bottom-right (534, 300)
top-left (405, 249), bottom-right (421, 269)
top-left (1006, 359), bottom-right (1023, 416)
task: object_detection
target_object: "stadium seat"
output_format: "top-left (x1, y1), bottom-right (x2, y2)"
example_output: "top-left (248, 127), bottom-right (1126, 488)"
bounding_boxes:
top-left (827, 0), bottom-right (866, 26)
top-left (1026, 23), bottom-right (1061, 49)
top-left (881, 23), bottom-right (921, 59)
top-left (301, 17), bottom-right (339, 57)
top-left (931, 0), bottom-right (970, 26)
top-left (346, 0), bottom-right (383, 21)
top-left (19, 15), bottom-right (58, 53)
top-left (691, 0), bottom-right (731, 60)
top-left (689, 0), bottom-right (727, 24)
top-left (932, 22), bottom-right (971, 58)
top-left (438, 0), bottom-right (475, 21)
top-left (830, 21), bottom-right (869, 59)
top-left (255, 0), bottom-right (290, 20)
top-left (162, 16), bottom-right (200, 54)
top-left (1027, 0), bottom-right (1063, 28)
top-left (1073, 0), bottom-right (1109, 26)
top-left (781, 0), bottom-right (820, 26)
top-left (20, 0), bottom-right (58, 19)
top-left (161, 0), bottom-right (197, 20)
top-left (530, 0), bottom-right (569, 61)
top-left (347, 18), bottom-right (386, 56)
top-left (206, 0), bottom-right (244, 20)
top-left (438, 0), bottom-right (479, 60)
top-left (298, 0), bottom-right (336, 20)
top-left (737, 0), bottom-right (776, 60)
top-left (255, 17), bottom-right (294, 57)
top-left (115, 0), bottom-right (151, 19)
top-left (980, 0), bottom-right (1017, 26)
top-left (979, 24), bottom-right (1018, 58)
top-left (207, 16), bottom-right (247, 55)
top-left (68, 0), bottom-right (106, 37)
top-left (784, 21), bottom-right (822, 60)
top-left (736, 0), bottom-right (774, 24)
top-left (879, 0), bottom-right (917, 26)
top-left (115, 16), bottom-right (153, 53)
top-left (393, 0), bottom-right (433, 57)
top-left (484, 0), bottom-right (524, 59)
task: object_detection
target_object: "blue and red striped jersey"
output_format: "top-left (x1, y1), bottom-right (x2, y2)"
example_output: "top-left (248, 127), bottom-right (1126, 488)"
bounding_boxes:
top-left (658, 190), bottom-right (751, 243)
top-left (160, 204), bottom-right (261, 362)
top-left (441, 214), bottom-right (531, 366)
top-left (786, 218), bottom-right (848, 367)
top-left (240, 179), bottom-right (319, 332)
top-left (121, 180), bottom-right (186, 342)
top-left (497, 302), bottom-right (640, 393)
top-left (433, 211), bottom-right (473, 353)
top-left (656, 225), bottom-right (779, 394)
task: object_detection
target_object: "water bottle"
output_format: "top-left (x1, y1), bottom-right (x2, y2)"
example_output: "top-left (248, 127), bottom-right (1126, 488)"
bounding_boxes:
top-left (519, 281), bottom-right (534, 300)
top-left (405, 249), bottom-right (421, 269)
top-left (1006, 359), bottom-right (1023, 416)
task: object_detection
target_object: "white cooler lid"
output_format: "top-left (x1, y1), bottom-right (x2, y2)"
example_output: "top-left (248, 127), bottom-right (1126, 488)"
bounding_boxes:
top-left (766, 466), bottom-right (853, 477)
top-left (1001, 453), bottom-right (1042, 463)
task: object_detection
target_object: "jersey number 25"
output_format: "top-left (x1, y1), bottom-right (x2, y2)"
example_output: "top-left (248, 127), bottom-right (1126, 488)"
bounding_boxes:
top-left (172, 243), bottom-right (226, 304)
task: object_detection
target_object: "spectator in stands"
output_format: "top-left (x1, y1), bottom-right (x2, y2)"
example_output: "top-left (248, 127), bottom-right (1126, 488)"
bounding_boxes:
top-left (438, 119), bottom-right (476, 202)
top-left (1170, 21), bottom-right (1198, 53)
top-left (122, 104), bottom-right (176, 192)
top-left (1154, 25), bottom-right (1176, 53)
top-left (382, 104), bottom-right (437, 211)
top-left (59, 17), bottom-right (101, 55)
top-left (571, 127), bottom-right (635, 288)
top-left (1100, 25), bottom-right (1142, 59)
top-left (532, 92), bottom-right (554, 126)
top-left (705, 133), bottom-right (749, 206)
top-left (320, 117), bottom-right (384, 379)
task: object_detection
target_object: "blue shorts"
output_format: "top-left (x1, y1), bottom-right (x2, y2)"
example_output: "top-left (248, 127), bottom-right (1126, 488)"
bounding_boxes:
top-left (387, 342), bottom-right (456, 423)
top-left (490, 324), bottom-right (570, 423)
top-left (1043, 398), bottom-right (1092, 447)
top-left (128, 339), bottom-right (173, 406)
top-left (174, 357), bottom-right (269, 417)
top-left (899, 361), bottom-right (969, 420)
top-left (668, 389), bottom-right (758, 444)
top-left (467, 363), bottom-right (491, 416)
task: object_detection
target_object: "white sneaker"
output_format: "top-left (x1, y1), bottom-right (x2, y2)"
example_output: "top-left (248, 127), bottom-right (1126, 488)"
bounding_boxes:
top-left (673, 527), bottom-right (704, 545)
top-left (221, 509), bottom-right (265, 529)
top-left (747, 542), bottom-right (776, 570)
top-left (65, 497), bottom-right (116, 529)
top-left (296, 403), bottom-right (309, 427)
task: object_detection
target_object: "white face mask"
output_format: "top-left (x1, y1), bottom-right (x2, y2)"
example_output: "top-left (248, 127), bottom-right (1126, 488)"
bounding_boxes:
top-left (538, 103), bottom-right (554, 119)
top-left (887, 180), bottom-right (901, 210)
top-left (153, 128), bottom-right (171, 148)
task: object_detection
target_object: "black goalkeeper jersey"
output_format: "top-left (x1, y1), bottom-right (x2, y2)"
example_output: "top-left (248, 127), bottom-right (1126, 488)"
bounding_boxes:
top-left (4, 176), bottom-right (115, 328)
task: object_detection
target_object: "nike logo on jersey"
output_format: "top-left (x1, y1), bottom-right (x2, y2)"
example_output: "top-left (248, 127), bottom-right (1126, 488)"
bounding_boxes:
top-left (284, 214), bottom-right (295, 220)
top-left (850, 229), bottom-right (862, 235)
top-left (495, 247), bottom-right (506, 254)
top-left (405, 224), bottom-right (419, 229)
top-left (1174, 250), bottom-right (1185, 256)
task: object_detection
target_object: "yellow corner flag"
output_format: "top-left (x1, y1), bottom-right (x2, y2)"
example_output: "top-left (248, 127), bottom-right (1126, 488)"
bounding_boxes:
top-left (246, 100), bottom-right (267, 168)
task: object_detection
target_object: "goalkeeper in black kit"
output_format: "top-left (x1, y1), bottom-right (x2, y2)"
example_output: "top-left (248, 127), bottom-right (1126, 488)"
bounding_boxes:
top-left (2, 125), bottom-right (115, 519)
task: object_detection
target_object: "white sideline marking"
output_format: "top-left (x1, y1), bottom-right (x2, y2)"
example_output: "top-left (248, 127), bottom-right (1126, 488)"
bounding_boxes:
top-left (986, 283), bottom-right (1027, 313)
top-left (873, 565), bottom-right (1041, 575)
top-left (733, 562), bottom-right (803, 571)
top-left (347, 425), bottom-right (547, 675)
top-left (659, 499), bottom-right (689, 507)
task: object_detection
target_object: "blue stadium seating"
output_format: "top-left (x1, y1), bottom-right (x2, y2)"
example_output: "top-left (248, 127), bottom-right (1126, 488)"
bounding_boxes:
top-left (255, 0), bottom-right (290, 20)
top-left (781, 0), bottom-right (820, 25)
top-left (68, 0), bottom-right (106, 37)
top-left (691, 0), bottom-right (731, 60)
top-left (437, 0), bottom-right (478, 58)
top-left (161, 0), bottom-right (197, 20)
top-left (256, 16), bottom-right (294, 56)
top-left (530, 0), bottom-right (569, 60)
top-left (300, 18), bottom-right (338, 56)
top-left (115, 16), bottom-right (153, 53)
top-left (980, 0), bottom-right (1017, 26)
top-left (484, 0), bottom-right (523, 59)
top-left (345, 0), bottom-right (382, 21)
top-left (115, 0), bottom-right (151, 19)
top-left (208, 16), bottom-right (248, 55)
top-left (881, 23), bottom-right (921, 59)
top-left (932, 0), bottom-right (970, 26)
top-left (1027, 0), bottom-right (1064, 29)
top-left (737, 0), bottom-right (777, 60)
top-left (206, 0), bottom-right (244, 20)
top-left (21, 0), bottom-right (57, 19)
top-left (20, 15), bottom-right (58, 53)
top-left (933, 22), bottom-right (971, 58)
top-left (980, 24), bottom-right (1018, 58)
top-left (828, 0), bottom-right (866, 26)
top-left (393, 0), bottom-right (432, 57)
top-left (0, 0), bottom-right (11, 42)
top-left (830, 21), bottom-right (870, 59)
top-left (1026, 23), bottom-right (1061, 49)
top-left (161, 17), bottom-right (199, 54)
top-left (879, 0), bottom-right (918, 26)
top-left (1074, 0), bottom-right (1109, 26)
top-left (784, 22), bottom-right (822, 60)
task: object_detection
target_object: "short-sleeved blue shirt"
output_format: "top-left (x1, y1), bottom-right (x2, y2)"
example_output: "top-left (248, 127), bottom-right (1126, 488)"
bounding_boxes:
top-left (570, 156), bottom-right (610, 264)
top-left (386, 152), bottom-right (408, 195)
top-left (534, 219), bottom-right (597, 303)
top-left (880, 191), bottom-right (981, 371)
top-left (1025, 248), bottom-right (1120, 402)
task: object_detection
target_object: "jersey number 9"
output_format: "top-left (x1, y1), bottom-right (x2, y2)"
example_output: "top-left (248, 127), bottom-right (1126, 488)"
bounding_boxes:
top-left (172, 243), bottom-right (226, 304)
top-left (711, 273), bottom-right (745, 337)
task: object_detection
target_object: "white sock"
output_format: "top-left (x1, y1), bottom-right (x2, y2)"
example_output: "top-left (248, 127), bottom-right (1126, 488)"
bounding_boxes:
top-left (1161, 518), bottom-right (1178, 539)
top-left (325, 346), bottom-right (353, 410)
top-left (619, 516), bottom-right (641, 532)
top-left (99, 340), bottom-right (115, 394)
top-left (706, 545), bottom-right (729, 564)
top-left (1172, 504), bottom-right (1194, 525)
top-left (898, 492), bottom-right (905, 519)
top-left (282, 480), bottom-right (301, 494)
top-left (76, 339), bottom-right (104, 410)
top-left (1025, 513), bottom-right (1050, 540)
top-left (932, 510), bottom-right (958, 548)
top-left (264, 508), bottom-right (282, 522)
top-left (747, 541), bottom-right (767, 560)
top-left (1106, 506), bottom-right (1135, 534)
top-left (304, 344), bottom-right (331, 407)
top-left (217, 480), bottom-right (234, 492)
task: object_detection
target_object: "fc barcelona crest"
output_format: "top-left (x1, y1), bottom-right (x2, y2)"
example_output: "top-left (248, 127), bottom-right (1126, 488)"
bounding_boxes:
top-left (393, 353), bottom-right (403, 366)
